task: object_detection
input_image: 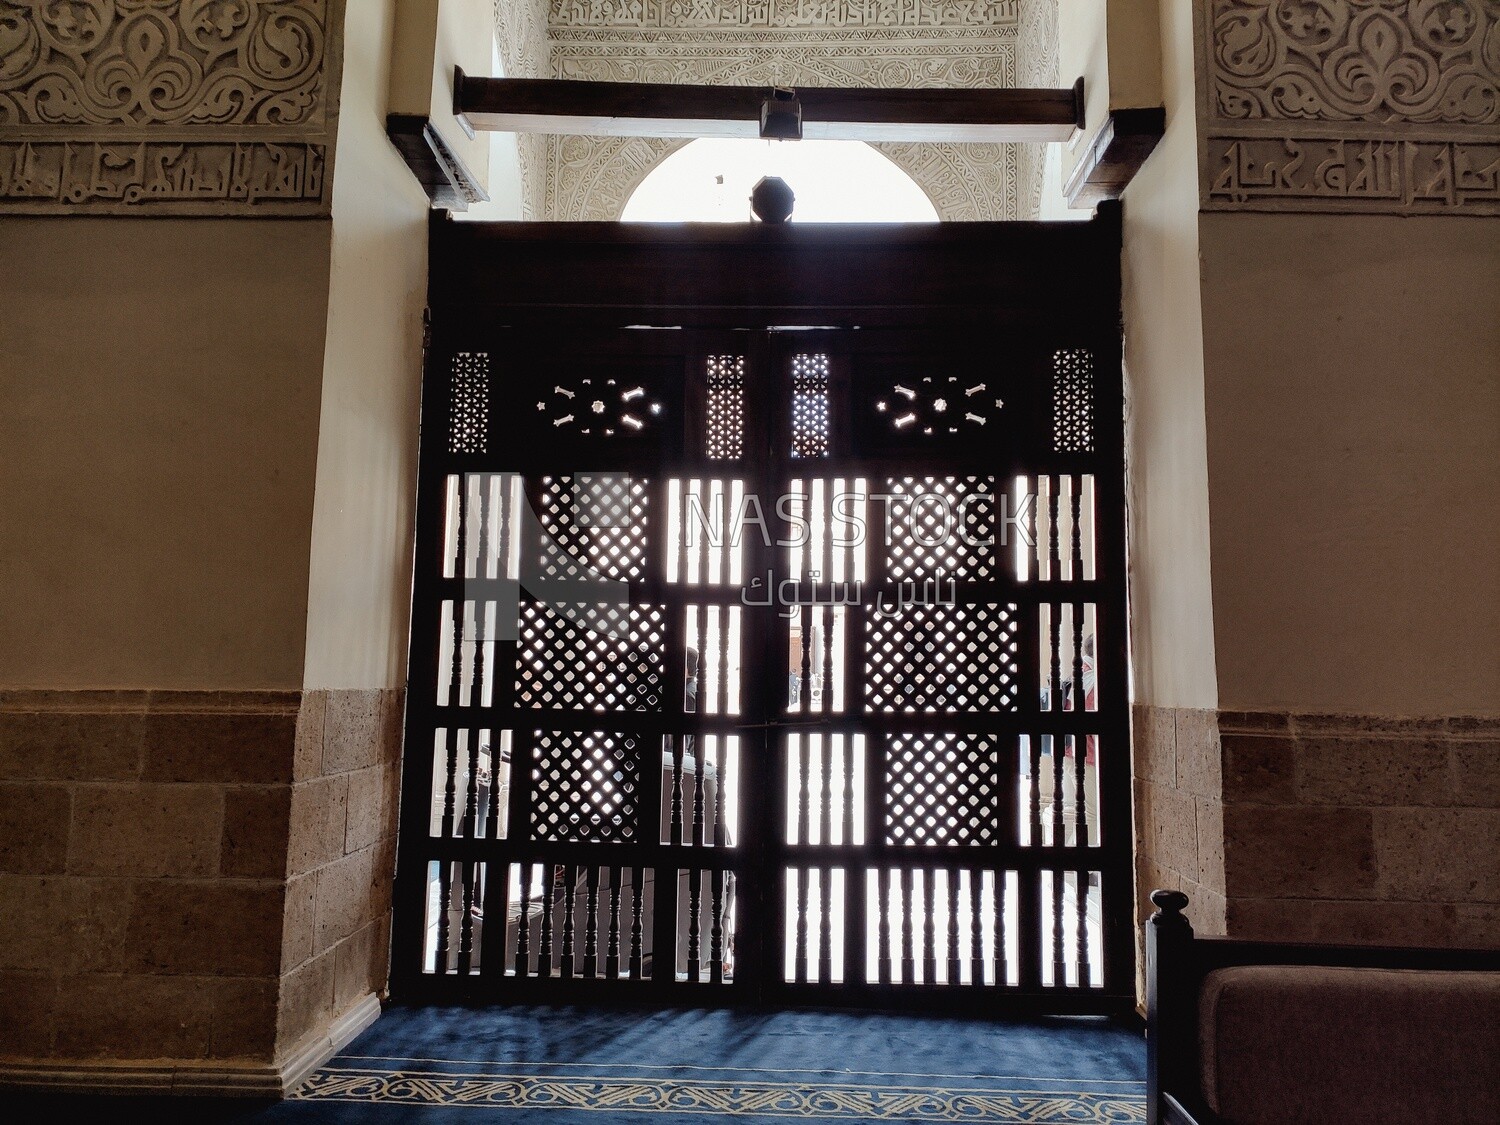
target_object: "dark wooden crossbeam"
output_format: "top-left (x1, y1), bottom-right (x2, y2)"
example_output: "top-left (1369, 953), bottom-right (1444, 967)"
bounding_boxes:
top-left (454, 72), bottom-right (1084, 143)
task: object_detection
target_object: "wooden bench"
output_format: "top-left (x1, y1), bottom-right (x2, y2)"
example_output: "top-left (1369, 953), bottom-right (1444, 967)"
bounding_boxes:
top-left (1145, 890), bottom-right (1500, 1125)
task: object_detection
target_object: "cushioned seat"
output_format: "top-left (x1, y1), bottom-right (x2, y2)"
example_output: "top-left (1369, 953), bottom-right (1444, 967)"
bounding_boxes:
top-left (1198, 965), bottom-right (1500, 1125)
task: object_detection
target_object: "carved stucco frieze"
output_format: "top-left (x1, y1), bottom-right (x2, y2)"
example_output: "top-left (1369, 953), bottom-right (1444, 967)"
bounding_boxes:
top-left (548, 0), bottom-right (1021, 32)
top-left (0, 0), bottom-right (340, 214)
top-left (495, 0), bottom-right (551, 216)
top-left (549, 33), bottom-right (1017, 90)
top-left (488, 0), bottom-right (1066, 219)
top-left (506, 0), bottom-right (1058, 220)
top-left (1201, 0), bottom-right (1500, 214)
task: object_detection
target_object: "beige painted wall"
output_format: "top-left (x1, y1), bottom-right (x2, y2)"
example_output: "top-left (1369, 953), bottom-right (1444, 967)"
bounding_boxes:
top-left (1201, 213), bottom-right (1500, 716)
top-left (302, 0), bottom-right (432, 692)
top-left (0, 219), bottom-right (331, 689)
top-left (1118, 0), bottom-right (1218, 711)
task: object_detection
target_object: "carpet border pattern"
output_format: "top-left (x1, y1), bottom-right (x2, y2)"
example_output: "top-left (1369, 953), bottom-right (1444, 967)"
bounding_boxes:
top-left (294, 1064), bottom-right (1146, 1121)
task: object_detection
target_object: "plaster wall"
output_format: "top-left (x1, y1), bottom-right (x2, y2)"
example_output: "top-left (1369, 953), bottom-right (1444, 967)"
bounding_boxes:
top-left (0, 219), bottom-right (331, 690)
top-left (1201, 212), bottom-right (1500, 718)
top-left (302, 0), bottom-right (431, 693)
top-left (1120, 0), bottom-right (1217, 713)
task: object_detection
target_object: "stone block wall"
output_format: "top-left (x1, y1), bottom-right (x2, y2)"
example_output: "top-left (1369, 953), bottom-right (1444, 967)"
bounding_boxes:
top-left (1134, 706), bottom-right (1500, 955)
top-left (277, 690), bottom-right (403, 1061)
top-left (0, 688), bottom-right (402, 1090)
top-left (1220, 712), bottom-right (1500, 948)
top-left (1133, 705), bottom-right (1227, 937)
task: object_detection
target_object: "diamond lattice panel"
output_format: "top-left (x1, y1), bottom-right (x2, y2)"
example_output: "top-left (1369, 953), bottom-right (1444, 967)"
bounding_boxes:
top-left (1053, 349), bottom-right (1095, 454)
top-left (517, 602), bottom-right (665, 711)
top-left (866, 604), bottom-right (1019, 712)
top-left (885, 733), bottom-right (1001, 846)
top-left (885, 476), bottom-right (996, 580)
top-left (531, 731), bottom-right (641, 842)
top-left (540, 475), bottom-right (650, 582)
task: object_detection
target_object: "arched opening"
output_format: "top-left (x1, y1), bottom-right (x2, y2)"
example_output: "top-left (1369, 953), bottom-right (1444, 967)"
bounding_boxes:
top-left (621, 139), bottom-right (940, 223)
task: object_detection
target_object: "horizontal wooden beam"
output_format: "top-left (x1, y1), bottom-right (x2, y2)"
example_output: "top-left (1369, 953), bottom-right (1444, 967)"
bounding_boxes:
top-left (1064, 107), bottom-right (1167, 208)
top-left (386, 114), bottom-right (488, 211)
top-left (454, 72), bottom-right (1084, 144)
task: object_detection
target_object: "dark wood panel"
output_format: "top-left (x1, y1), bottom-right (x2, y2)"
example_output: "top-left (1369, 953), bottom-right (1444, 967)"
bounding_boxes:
top-left (429, 209), bottom-right (1121, 330)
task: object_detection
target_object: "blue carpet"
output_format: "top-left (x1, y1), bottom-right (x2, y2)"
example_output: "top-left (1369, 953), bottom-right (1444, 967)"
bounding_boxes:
top-left (5, 1006), bottom-right (1145, 1123)
top-left (277, 1005), bottom-right (1146, 1123)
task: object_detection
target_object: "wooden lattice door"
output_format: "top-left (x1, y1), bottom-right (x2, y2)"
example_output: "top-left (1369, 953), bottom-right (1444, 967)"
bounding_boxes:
top-left (392, 217), bottom-right (1132, 1015)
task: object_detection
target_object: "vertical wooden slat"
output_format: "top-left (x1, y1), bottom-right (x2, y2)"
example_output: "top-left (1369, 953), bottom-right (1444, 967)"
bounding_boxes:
top-left (629, 866), bottom-right (645, 980)
top-left (537, 863), bottom-right (555, 978)
top-left (799, 603), bottom-right (813, 710)
top-left (817, 866), bottom-right (832, 983)
top-left (969, 869), bottom-right (984, 986)
top-left (458, 860), bottom-right (476, 975)
top-left (688, 866), bottom-right (703, 982)
top-left (713, 736), bottom-right (727, 847)
top-left (1073, 601), bottom-right (1089, 849)
top-left (819, 485), bottom-right (834, 716)
top-left (921, 867), bottom-right (937, 984)
top-left (1052, 868), bottom-right (1067, 986)
top-left (710, 866), bottom-right (725, 984)
top-left (583, 865), bottom-right (601, 979)
top-left (946, 869), bottom-right (961, 984)
top-left (677, 478), bottom-right (689, 587)
top-left (560, 864), bottom-right (578, 979)
top-left (899, 867), bottom-right (914, 984)
top-left (1028, 734), bottom-right (1042, 848)
top-left (515, 861), bottom-right (532, 977)
top-left (995, 870), bottom-right (1011, 987)
top-left (692, 739), bottom-right (707, 849)
top-left (717, 605), bottom-right (731, 715)
top-left (819, 734), bottom-right (833, 844)
top-left (606, 866), bottom-right (623, 979)
top-left (1048, 474), bottom-right (1061, 584)
top-left (877, 867), bottom-right (892, 985)
top-left (435, 861), bottom-right (452, 974)
top-left (462, 734), bottom-right (481, 840)
top-left (710, 738), bottom-right (726, 984)
top-left (841, 737), bottom-right (855, 846)
top-left (670, 734), bottom-right (684, 847)
top-left (1075, 870), bottom-right (1091, 988)
top-left (796, 736), bottom-right (810, 845)
top-left (496, 472), bottom-right (513, 581)
top-left (440, 726), bottom-right (460, 840)
top-left (473, 473), bottom-right (491, 702)
top-left (794, 867), bottom-right (809, 985)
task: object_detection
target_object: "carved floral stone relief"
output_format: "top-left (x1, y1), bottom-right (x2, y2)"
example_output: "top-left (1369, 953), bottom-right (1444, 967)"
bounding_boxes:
top-left (0, 0), bottom-right (340, 214)
top-left (1201, 0), bottom-right (1499, 213)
